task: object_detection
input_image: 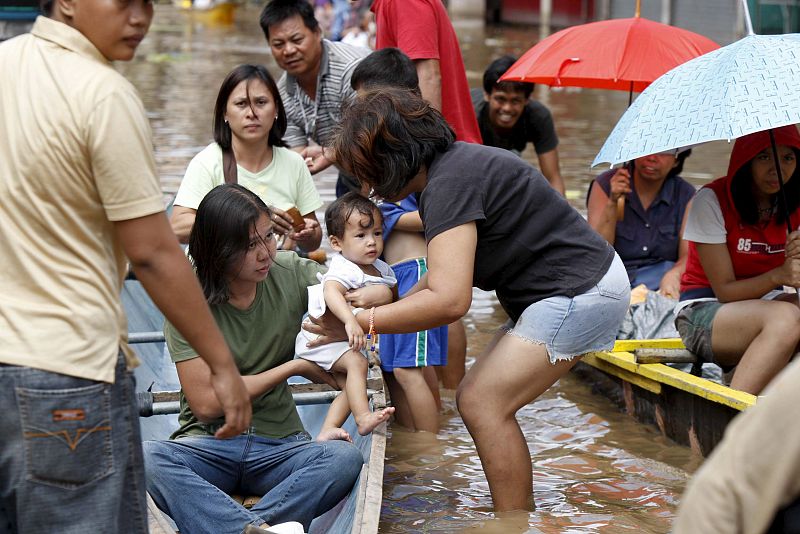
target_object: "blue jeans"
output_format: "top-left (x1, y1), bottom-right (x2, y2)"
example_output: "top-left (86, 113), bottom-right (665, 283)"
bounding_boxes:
top-left (0, 353), bottom-right (147, 534)
top-left (144, 432), bottom-right (363, 533)
top-left (631, 260), bottom-right (675, 290)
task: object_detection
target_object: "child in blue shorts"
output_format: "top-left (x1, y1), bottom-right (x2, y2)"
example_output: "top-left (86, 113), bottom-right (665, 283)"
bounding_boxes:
top-left (379, 194), bottom-right (447, 433)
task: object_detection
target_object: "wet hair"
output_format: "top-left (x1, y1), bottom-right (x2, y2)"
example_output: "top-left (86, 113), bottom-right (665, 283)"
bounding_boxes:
top-left (325, 192), bottom-right (381, 239)
top-left (482, 55), bottom-right (534, 99)
top-left (332, 87), bottom-right (455, 200)
top-left (189, 184), bottom-right (274, 305)
top-left (730, 147), bottom-right (800, 226)
top-left (213, 64), bottom-right (286, 151)
top-left (351, 48), bottom-right (420, 93)
top-left (259, 0), bottom-right (319, 41)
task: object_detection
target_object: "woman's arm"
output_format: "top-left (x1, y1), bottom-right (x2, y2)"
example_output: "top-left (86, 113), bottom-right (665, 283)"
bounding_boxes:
top-left (587, 169), bottom-right (631, 244)
top-left (170, 206), bottom-right (197, 244)
top-left (698, 233), bottom-right (800, 302)
top-left (176, 356), bottom-right (336, 422)
top-left (659, 201), bottom-right (692, 299)
top-left (357, 222), bottom-right (476, 333)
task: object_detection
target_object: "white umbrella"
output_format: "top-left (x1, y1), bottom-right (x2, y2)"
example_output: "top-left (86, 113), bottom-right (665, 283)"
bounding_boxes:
top-left (592, 31), bottom-right (800, 168)
top-left (592, 2), bottom-right (800, 234)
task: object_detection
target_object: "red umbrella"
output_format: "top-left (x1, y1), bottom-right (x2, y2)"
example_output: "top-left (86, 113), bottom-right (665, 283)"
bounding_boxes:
top-left (501, 10), bottom-right (719, 95)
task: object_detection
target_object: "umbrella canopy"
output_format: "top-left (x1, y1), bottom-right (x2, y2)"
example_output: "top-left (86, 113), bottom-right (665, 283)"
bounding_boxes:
top-left (593, 32), bottom-right (800, 167)
top-left (501, 16), bottom-right (719, 93)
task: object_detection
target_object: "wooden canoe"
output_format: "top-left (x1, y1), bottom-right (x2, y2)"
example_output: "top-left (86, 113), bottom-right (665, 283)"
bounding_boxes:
top-left (122, 279), bottom-right (385, 534)
top-left (573, 339), bottom-right (757, 456)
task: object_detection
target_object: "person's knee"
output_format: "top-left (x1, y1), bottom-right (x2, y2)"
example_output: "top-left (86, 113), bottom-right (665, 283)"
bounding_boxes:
top-left (342, 350), bottom-right (368, 373)
top-left (764, 302), bottom-right (800, 342)
top-left (326, 441), bottom-right (364, 481)
top-left (455, 378), bottom-right (482, 424)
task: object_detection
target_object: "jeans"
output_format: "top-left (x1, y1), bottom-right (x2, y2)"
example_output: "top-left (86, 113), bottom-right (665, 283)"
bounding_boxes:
top-left (144, 432), bottom-right (363, 534)
top-left (631, 260), bottom-right (675, 290)
top-left (0, 353), bottom-right (147, 534)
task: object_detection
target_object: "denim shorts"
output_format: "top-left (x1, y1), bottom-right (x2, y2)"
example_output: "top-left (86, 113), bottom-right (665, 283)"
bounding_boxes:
top-left (674, 300), bottom-right (728, 370)
top-left (503, 253), bottom-right (631, 364)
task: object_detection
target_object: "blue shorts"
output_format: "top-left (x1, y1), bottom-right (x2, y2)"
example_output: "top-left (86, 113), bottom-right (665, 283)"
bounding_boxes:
top-left (380, 257), bottom-right (448, 371)
top-left (503, 253), bottom-right (630, 364)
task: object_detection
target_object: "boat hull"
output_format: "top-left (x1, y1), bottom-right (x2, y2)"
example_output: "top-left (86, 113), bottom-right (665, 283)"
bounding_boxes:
top-left (573, 340), bottom-right (756, 456)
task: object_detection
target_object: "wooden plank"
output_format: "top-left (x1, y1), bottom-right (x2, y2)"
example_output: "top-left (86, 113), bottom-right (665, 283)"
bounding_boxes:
top-left (613, 338), bottom-right (685, 352)
top-left (587, 350), bottom-right (756, 411)
top-left (353, 389), bottom-right (386, 534)
top-left (634, 348), bottom-right (697, 364)
top-left (582, 353), bottom-right (662, 394)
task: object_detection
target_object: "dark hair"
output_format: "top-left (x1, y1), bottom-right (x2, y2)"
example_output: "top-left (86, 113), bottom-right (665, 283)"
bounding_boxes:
top-left (40, 0), bottom-right (53, 15)
top-left (325, 192), bottom-right (381, 239)
top-left (351, 48), bottom-right (420, 93)
top-left (482, 55), bottom-right (534, 98)
top-left (332, 87), bottom-right (455, 199)
top-left (189, 184), bottom-right (274, 305)
top-left (213, 64), bottom-right (286, 151)
top-left (731, 147), bottom-right (800, 226)
top-left (213, 65), bottom-right (286, 181)
top-left (259, 0), bottom-right (319, 41)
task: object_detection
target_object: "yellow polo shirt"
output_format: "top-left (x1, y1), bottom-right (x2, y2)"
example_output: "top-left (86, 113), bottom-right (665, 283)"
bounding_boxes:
top-left (0, 17), bottom-right (165, 382)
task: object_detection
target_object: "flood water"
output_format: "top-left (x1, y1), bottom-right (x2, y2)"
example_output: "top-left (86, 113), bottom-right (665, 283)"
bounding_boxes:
top-left (119, 4), bottom-right (729, 531)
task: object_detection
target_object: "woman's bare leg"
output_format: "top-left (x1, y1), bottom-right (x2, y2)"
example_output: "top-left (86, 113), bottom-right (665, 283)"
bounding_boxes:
top-left (393, 367), bottom-right (440, 433)
top-left (711, 300), bottom-right (800, 394)
top-left (456, 333), bottom-right (578, 511)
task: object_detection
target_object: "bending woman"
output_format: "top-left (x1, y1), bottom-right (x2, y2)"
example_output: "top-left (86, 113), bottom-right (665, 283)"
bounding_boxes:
top-left (170, 64), bottom-right (322, 252)
top-left (321, 87), bottom-right (630, 511)
top-left (145, 184), bottom-right (365, 534)
top-left (675, 126), bottom-right (800, 395)
top-left (587, 149), bottom-right (694, 298)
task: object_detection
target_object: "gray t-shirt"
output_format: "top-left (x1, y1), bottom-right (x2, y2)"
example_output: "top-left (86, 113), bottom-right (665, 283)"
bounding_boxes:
top-left (419, 142), bottom-right (614, 321)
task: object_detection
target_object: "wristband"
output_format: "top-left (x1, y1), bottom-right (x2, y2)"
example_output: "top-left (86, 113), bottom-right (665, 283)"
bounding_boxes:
top-left (366, 307), bottom-right (378, 355)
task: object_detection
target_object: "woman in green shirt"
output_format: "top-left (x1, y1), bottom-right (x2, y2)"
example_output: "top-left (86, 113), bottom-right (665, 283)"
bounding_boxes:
top-left (144, 184), bottom-right (367, 534)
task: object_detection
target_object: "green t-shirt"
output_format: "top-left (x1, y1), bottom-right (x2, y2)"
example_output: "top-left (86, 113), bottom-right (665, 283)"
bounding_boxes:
top-left (165, 251), bottom-right (323, 439)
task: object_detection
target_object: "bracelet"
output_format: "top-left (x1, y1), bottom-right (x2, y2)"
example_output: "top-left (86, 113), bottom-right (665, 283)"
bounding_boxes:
top-left (367, 307), bottom-right (377, 355)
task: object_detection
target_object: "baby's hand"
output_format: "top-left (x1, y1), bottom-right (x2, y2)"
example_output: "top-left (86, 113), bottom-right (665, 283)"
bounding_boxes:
top-left (346, 319), bottom-right (365, 350)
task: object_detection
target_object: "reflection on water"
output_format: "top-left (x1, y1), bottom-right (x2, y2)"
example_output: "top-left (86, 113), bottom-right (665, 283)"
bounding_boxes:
top-left (122, 5), bottom-right (712, 532)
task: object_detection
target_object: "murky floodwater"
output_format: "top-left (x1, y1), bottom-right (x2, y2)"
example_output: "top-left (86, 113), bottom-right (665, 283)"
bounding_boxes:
top-left (119, 4), bottom-right (723, 531)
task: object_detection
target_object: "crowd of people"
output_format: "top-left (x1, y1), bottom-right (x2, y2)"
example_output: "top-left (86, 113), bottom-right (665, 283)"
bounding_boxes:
top-left (1, 0), bottom-right (799, 532)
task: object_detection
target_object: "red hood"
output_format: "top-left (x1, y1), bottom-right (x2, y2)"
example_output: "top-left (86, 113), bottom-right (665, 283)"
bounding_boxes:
top-left (726, 125), bottom-right (800, 179)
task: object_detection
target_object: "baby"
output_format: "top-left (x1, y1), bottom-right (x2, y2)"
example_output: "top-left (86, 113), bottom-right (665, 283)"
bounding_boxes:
top-left (296, 192), bottom-right (396, 435)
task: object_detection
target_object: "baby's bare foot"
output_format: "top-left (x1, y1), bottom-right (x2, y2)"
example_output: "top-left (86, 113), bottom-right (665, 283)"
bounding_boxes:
top-left (355, 407), bottom-right (395, 435)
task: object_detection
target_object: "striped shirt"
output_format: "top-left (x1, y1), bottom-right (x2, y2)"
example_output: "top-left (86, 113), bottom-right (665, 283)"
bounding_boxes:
top-left (278, 39), bottom-right (369, 148)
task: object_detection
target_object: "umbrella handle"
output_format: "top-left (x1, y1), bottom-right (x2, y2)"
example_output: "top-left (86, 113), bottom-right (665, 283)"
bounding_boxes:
top-left (616, 197), bottom-right (625, 221)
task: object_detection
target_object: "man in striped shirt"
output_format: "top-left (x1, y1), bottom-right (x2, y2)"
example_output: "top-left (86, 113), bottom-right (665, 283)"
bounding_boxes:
top-left (260, 0), bottom-right (369, 197)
